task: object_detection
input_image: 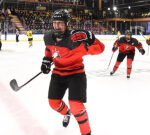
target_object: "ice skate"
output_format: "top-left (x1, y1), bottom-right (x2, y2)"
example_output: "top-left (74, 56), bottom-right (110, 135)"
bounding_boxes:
top-left (63, 109), bottom-right (71, 127)
top-left (127, 74), bottom-right (130, 78)
top-left (29, 44), bottom-right (33, 48)
top-left (110, 70), bottom-right (115, 75)
top-left (82, 132), bottom-right (91, 135)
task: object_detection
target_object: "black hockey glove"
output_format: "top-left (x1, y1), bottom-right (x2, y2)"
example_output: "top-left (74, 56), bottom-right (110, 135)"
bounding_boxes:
top-left (71, 30), bottom-right (95, 46)
top-left (41, 57), bottom-right (52, 74)
top-left (112, 46), bottom-right (118, 52)
top-left (139, 48), bottom-right (145, 55)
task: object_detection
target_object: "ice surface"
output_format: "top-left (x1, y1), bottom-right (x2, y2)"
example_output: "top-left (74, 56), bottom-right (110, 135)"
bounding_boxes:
top-left (0, 35), bottom-right (150, 135)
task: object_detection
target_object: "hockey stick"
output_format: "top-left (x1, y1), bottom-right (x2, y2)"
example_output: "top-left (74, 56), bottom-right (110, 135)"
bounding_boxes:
top-left (139, 32), bottom-right (149, 55)
top-left (107, 52), bottom-right (114, 70)
top-left (139, 32), bottom-right (146, 40)
top-left (10, 72), bottom-right (42, 91)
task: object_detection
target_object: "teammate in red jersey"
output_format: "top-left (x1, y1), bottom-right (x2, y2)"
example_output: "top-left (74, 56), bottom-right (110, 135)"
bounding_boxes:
top-left (40, 9), bottom-right (105, 135)
top-left (110, 30), bottom-right (145, 78)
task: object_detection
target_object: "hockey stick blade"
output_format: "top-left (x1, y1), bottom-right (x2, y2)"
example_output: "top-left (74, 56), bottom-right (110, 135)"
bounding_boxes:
top-left (10, 79), bottom-right (20, 91)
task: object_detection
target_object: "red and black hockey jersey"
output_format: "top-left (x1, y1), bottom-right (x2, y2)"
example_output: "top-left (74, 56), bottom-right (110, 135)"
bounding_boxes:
top-left (113, 37), bottom-right (143, 53)
top-left (44, 29), bottom-right (105, 76)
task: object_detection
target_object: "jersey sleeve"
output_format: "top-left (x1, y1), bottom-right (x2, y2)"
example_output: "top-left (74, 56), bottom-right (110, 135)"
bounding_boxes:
top-left (44, 34), bottom-right (53, 60)
top-left (87, 39), bottom-right (105, 55)
top-left (113, 39), bottom-right (120, 47)
top-left (131, 38), bottom-right (143, 50)
top-left (55, 39), bottom-right (105, 67)
top-left (71, 29), bottom-right (104, 55)
top-left (136, 42), bottom-right (143, 50)
top-left (45, 47), bottom-right (52, 59)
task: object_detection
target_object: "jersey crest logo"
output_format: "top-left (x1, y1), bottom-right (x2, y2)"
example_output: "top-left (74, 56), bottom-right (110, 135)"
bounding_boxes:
top-left (125, 45), bottom-right (130, 50)
top-left (52, 48), bottom-right (61, 59)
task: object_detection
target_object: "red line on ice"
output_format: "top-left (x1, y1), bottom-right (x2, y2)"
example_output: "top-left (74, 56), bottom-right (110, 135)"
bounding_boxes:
top-left (0, 83), bottom-right (49, 135)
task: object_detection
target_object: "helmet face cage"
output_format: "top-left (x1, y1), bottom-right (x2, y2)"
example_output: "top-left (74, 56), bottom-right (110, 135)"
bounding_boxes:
top-left (51, 9), bottom-right (71, 27)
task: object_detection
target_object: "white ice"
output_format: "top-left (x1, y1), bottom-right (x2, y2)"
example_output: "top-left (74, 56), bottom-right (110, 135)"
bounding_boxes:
top-left (0, 34), bottom-right (150, 135)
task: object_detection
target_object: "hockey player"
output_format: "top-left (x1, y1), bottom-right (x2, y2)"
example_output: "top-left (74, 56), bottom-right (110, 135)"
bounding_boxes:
top-left (27, 28), bottom-right (33, 47)
top-left (146, 35), bottom-right (150, 45)
top-left (117, 31), bottom-right (121, 39)
top-left (16, 29), bottom-right (19, 42)
top-left (40, 9), bottom-right (105, 135)
top-left (0, 29), bottom-right (2, 51)
top-left (110, 30), bottom-right (145, 78)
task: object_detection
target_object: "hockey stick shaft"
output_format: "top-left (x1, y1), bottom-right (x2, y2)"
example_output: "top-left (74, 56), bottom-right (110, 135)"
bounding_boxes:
top-left (19, 71), bottom-right (42, 89)
top-left (107, 52), bottom-right (114, 69)
top-left (139, 32), bottom-right (149, 55)
top-left (21, 62), bottom-right (54, 88)
top-left (139, 32), bottom-right (146, 40)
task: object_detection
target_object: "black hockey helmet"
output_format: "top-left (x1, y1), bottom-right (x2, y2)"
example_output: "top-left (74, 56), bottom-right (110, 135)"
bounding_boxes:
top-left (125, 30), bottom-right (132, 36)
top-left (51, 9), bottom-right (71, 26)
top-left (125, 30), bottom-right (132, 41)
top-left (51, 9), bottom-right (71, 38)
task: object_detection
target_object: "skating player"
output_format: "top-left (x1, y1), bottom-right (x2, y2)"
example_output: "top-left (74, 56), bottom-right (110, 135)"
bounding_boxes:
top-left (16, 29), bottom-right (19, 42)
top-left (40, 9), bottom-right (105, 135)
top-left (117, 31), bottom-right (121, 39)
top-left (146, 35), bottom-right (150, 45)
top-left (110, 30), bottom-right (145, 78)
top-left (27, 28), bottom-right (33, 47)
top-left (0, 29), bottom-right (2, 51)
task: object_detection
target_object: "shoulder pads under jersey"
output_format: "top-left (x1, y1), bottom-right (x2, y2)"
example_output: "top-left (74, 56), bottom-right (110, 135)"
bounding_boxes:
top-left (44, 30), bottom-right (54, 45)
top-left (131, 38), bottom-right (139, 46)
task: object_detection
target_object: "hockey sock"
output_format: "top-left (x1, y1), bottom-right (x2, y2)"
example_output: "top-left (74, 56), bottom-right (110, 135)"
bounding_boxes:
top-left (69, 100), bottom-right (91, 134)
top-left (113, 61), bottom-right (121, 71)
top-left (127, 58), bottom-right (133, 74)
top-left (29, 41), bottom-right (33, 46)
top-left (49, 99), bottom-right (68, 115)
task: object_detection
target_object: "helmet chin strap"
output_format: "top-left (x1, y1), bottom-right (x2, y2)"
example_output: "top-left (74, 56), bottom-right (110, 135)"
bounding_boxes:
top-left (53, 27), bottom-right (69, 39)
top-left (53, 29), bottom-right (64, 38)
top-left (126, 38), bottom-right (131, 42)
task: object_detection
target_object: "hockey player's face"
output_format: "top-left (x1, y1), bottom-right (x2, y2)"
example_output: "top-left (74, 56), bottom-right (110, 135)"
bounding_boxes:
top-left (125, 34), bottom-right (131, 41)
top-left (53, 21), bottom-right (66, 33)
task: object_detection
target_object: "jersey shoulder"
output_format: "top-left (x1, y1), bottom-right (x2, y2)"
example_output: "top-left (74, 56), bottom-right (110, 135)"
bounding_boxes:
top-left (27, 30), bottom-right (32, 34)
top-left (131, 37), bottom-right (139, 45)
top-left (44, 31), bottom-right (54, 45)
top-left (118, 36), bottom-right (139, 46)
top-left (117, 36), bottom-right (125, 43)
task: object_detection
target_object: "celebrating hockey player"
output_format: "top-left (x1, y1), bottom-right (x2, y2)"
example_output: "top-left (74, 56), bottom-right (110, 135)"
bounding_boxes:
top-left (110, 30), bottom-right (145, 78)
top-left (40, 9), bottom-right (105, 135)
